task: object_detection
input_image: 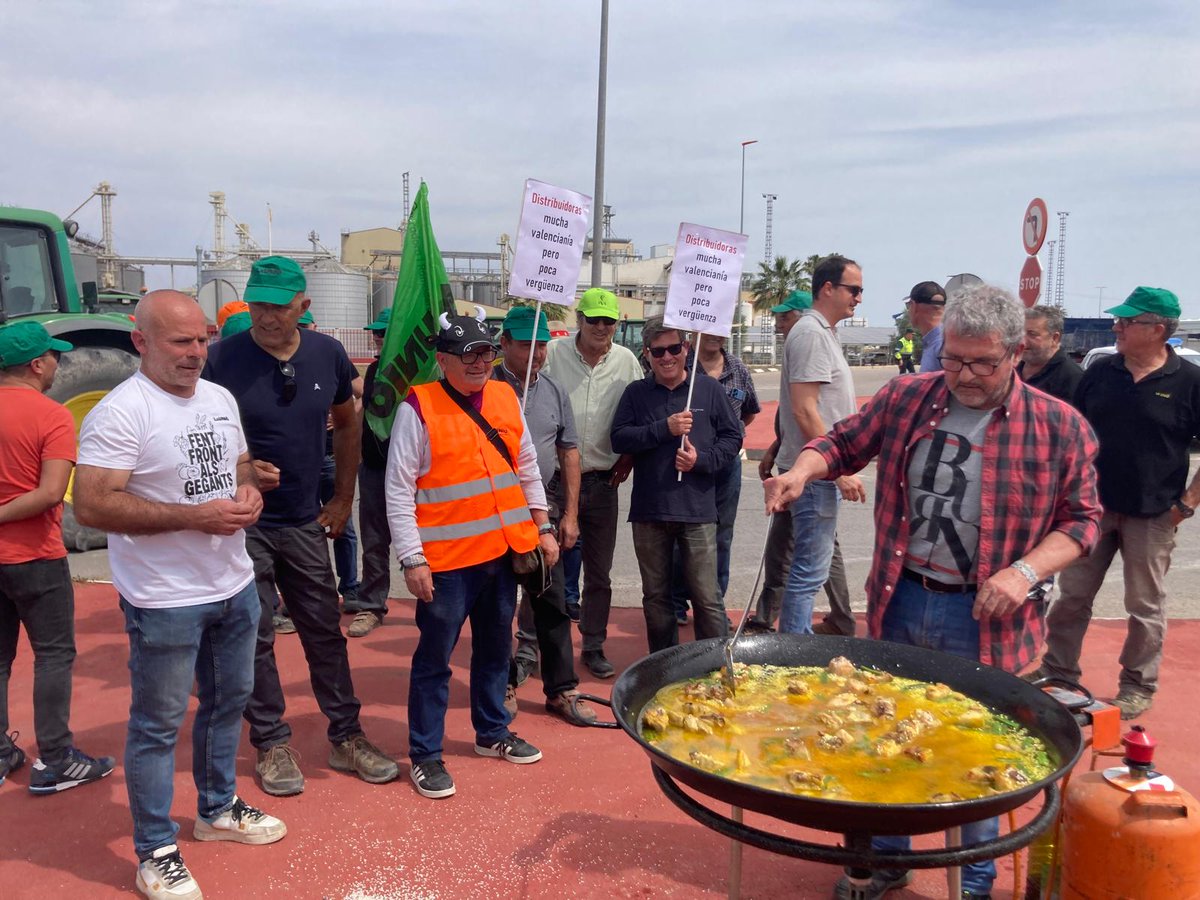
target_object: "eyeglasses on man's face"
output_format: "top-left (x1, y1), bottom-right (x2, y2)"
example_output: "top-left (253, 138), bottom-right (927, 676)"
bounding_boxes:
top-left (938, 352), bottom-right (1012, 376)
top-left (648, 342), bottom-right (685, 359)
top-left (1114, 316), bottom-right (1158, 328)
top-left (277, 360), bottom-right (297, 404)
top-left (457, 347), bottom-right (498, 366)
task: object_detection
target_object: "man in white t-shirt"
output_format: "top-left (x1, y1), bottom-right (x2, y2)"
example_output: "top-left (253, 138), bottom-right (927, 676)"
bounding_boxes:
top-left (74, 292), bottom-right (286, 900)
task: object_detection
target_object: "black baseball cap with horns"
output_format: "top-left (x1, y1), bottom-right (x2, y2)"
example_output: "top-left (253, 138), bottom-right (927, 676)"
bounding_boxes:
top-left (435, 305), bottom-right (495, 355)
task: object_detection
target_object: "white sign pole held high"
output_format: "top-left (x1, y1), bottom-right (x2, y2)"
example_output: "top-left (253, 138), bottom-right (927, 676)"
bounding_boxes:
top-left (663, 222), bottom-right (748, 479)
top-left (508, 178), bottom-right (592, 405)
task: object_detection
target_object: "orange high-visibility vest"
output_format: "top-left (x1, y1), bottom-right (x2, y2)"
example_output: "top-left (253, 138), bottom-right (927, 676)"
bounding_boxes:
top-left (410, 380), bottom-right (539, 572)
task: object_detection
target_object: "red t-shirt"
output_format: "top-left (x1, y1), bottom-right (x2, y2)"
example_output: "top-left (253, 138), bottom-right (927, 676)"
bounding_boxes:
top-left (0, 387), bottom-right (76, 563)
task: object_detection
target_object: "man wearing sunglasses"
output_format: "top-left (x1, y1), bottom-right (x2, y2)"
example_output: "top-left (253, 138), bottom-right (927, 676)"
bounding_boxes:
top-left (610, 316), bottom-right (742, 653)
top-left (543, 287), bottom-right (643, 679)
top-left (204, 256), bottom-right (397, 797)
top-left (1032, 287), bottom-right (1200, 721)
top-left (776, 254), bottom-right (866, 637)
top-left (765, 284), bottom-right (1101, 900)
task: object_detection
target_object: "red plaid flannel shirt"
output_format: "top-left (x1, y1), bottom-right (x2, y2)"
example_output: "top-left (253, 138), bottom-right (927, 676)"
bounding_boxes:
top-left (806, 373), bottom-right (1101, 672)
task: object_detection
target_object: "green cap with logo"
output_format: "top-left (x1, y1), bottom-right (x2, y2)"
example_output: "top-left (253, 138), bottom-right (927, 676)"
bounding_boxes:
top-left (364, 308), bottom-right (392, 332)
top-left (502, 305), bottom-right (550, 342)
top-left (577, 287), bottom-right (619, 320)
top-left (0, 321), bottom-right (73, 368)
top-left (220, 311), bottom-right (253, 339)
top-left (1105, 286), bottom-right (1181, 319)
top-left (771, 290), bottom-right (813, 314)
top-left (245, 255), bottom-right (306, 305)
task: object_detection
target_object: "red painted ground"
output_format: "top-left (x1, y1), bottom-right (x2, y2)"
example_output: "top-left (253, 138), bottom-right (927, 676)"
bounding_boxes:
top-left (743, 400), bottom-right (873, 459)
top-left (2, 584), bottom-right (1197, 899)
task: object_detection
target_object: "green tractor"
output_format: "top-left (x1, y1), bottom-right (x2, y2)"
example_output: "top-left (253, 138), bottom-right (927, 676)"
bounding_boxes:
top-left (1, 207), bottom-right (140, 550)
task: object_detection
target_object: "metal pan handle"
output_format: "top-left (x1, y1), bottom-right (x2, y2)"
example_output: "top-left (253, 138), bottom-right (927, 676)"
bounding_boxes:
top-left (575, 692), bottom-right (621, 729)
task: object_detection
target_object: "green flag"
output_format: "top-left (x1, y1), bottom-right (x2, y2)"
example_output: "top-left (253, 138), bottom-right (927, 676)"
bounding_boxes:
top-left (365, 183), bottom-right (454, 441)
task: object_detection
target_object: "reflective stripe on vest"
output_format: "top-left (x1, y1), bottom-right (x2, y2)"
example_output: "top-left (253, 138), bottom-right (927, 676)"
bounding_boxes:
top-left (415, 471), bottom-right (520, 506)
top-left (418, 506), bottom-right (533, 543)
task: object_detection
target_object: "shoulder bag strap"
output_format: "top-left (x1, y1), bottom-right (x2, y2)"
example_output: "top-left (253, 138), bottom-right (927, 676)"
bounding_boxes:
top-left (440, 381), bottom-right (517, 472)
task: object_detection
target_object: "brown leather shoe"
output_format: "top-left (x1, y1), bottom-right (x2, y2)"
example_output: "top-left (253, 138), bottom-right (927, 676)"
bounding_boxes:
top-left (545, 690), bottom-right (597, 727)
top-left (813, 621), bottom-right (854, 636)
top-left (256, 744), bottom-right (304, 796)
top-left (347, 611), bottom-right (381, 638)
top-left (504, 683), bottom-right (519, 718)
top-left (329, 734), bottom-right (399, 784)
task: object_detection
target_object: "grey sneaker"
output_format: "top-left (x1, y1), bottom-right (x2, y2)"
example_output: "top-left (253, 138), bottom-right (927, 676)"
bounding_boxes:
top-left (410, 760), bottom-right (455, 799)
top-left (513, 656), bottom-right (537, 686)
top-left (581, 650), bottom-right (615, 679)
top-left (833, 870), bottom-right (912, 899)
top-left (256, 744), bottom-right (304, 796)
top-left (194, 796), bottom-right (287, 845)
top-left (136, 844), bottom-right (201, 900)
top-left (347, 611), bottom-right (382, 638)
top-left (1114, 690), bottom-right (1153, 720)
top-left (329, 734), bottom-right (399, 784)
top-left (474, 733), bottom-right (542, 765)
top-left (272, 614), bottom-right (296, 635)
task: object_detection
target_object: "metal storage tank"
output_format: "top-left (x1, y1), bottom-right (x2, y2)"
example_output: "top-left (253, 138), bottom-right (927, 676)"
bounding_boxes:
top-left (198, 266), bottom-right (252, 324)
top-left (303, 265), bottom-right (370, 329)
top-left (371, 274), bottom-right (398, 319)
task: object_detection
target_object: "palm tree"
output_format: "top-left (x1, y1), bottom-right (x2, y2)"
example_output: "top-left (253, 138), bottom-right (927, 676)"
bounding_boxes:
top-left (750, 256), bottom-right (807, 313)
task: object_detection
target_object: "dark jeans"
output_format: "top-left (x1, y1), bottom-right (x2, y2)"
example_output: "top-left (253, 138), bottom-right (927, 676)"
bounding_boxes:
top-left (672, 455), bottom-right (743, 614)
top-left (562, 540), bottom-right (582, 608)
top-left (512, 537), bottom-right (579, 698)
top-left (578, 471), bottom-right (620, 653)
top-left (633, 521), bottom-right (729, 653)
top-left (320, 453), bottom-right (360, 600)
top-left (0, 557), bottom-right (75, 764)
top-left (353, 464), bottom-right (390, 618)
top-left (122, 582), bottom-right (259, 858)
top-left (409, 555), bottom-right (516, 763)
top-left (244, 522), bottom-right (363, 748)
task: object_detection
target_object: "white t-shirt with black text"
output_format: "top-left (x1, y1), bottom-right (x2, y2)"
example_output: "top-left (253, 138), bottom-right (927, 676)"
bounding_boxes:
top-left (78, 371), bottom-right (255, 608)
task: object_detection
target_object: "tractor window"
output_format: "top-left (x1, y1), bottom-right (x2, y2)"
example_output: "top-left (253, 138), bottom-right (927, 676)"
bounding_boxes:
top-left (0, 224), bottom-right (59, 317)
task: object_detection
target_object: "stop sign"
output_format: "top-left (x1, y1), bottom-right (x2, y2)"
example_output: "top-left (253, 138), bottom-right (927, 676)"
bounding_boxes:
top-left (1019, 255), bottom-right (1042, 307)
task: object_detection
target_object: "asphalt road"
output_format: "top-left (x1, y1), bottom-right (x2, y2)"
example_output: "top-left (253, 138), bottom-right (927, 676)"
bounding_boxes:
top-left (69, 365), bottom-right (1200, 621)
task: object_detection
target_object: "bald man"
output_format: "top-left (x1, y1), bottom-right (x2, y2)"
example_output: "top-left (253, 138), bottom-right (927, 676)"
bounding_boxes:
top-left (75, 291), bottom-right (286, 899)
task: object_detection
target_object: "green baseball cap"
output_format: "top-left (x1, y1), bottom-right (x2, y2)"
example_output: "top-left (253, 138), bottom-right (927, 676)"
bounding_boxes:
top-left (245, 255), bottom-right (306, 305)
top-left (502, 305), bottom-right (550, 342)
top-left (298, 309), bottom-right (314, 326)
top-left (577, 287), bottom-right (619, 320)
top-left (1105, 286), bottom-right (1181, 319)
top-left (364, 308), bottom-right (392, 332)
top-left (220, 311), bottom-right (253, 339)
top-left (771, 290), bottom-right (813, 314)
top-left (0, 321), bottom-right (73, 368)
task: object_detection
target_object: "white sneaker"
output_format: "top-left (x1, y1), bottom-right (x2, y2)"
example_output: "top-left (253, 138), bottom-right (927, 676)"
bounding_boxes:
top-left (193, 796), bottom-right (287, 844)
top-left (136, 844), bottom-right (202, 899)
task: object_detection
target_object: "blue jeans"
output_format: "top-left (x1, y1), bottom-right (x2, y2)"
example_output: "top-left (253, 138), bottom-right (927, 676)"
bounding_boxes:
top-left (408, 555), bottom-right (517, 763)
top-left (871, 576), bottom-right (998, 893)
top-left (320, 453), bottom-right (360, 600)
top-left (122, 581), bottom-right (260, 859)
top-left (671, 456), bottom-right (743, 614)
top-left (779, 479), bottom-right (840, 634)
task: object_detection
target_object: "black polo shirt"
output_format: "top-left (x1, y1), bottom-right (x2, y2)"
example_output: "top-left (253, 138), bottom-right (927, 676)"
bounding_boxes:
top-left (1074, 349), bottom-right (1200, 517)
top-left (1017, 348), bottom-right (1083, 405)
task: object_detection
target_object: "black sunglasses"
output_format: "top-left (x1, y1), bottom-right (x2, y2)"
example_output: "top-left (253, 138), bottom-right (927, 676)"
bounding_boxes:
top-left (582, 314), bottom-right (617, 326)
top-left (836, 283), bottom-right (864, 298)
top-left (648, 342), bottom-right (685, 359)
top-left (278, 360), bottom-right (297, 404)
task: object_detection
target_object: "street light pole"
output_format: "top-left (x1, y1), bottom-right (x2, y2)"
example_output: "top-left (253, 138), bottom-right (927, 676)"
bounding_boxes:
top-left (739, 139), bottom-right (758, 235)
top-left (590, 0), bottom-right (609, 289)
top-left (1096, 286), bottom-right (1106, 317)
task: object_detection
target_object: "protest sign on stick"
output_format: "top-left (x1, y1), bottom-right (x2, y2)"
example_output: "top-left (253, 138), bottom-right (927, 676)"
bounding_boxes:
top-left (662, 222), bottom-right (748, 478)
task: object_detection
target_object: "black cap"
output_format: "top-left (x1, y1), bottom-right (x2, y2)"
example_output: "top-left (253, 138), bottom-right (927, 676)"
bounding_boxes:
top-left (909, 281), bottom-right (946, 305)
top-left (436, 313), bottom-right (495, 355)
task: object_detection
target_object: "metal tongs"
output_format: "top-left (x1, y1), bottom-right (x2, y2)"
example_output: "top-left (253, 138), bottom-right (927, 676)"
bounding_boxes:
top-left (721, 526), bottom-right (773, 697)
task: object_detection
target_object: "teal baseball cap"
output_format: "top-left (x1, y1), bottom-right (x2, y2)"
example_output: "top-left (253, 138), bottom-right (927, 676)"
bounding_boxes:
top-left (298, 309), bottom-right (314, 326)
top-left (245, 256), bottom-right (306, 305)
top-left (502, 306), bottom-right (551, 341)
top-left (0, 321), bottom-right (73, 367)
top-left (220, 311), bottom-right (253, 338)
top-left (772, 290), bottom-right (813, 314)
top-left (1105, 286), bottom-right (1181, 319)
top-left (364, 308), bottom-right (392, 332)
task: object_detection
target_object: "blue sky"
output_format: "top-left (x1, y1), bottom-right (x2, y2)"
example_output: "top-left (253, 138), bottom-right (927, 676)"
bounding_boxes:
top-left (3, 1), bottom-right (1197, 322)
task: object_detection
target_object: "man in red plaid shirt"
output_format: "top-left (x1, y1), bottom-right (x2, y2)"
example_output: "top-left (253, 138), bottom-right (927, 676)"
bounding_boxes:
top-left (766, 283), bottom-right (1101, 900)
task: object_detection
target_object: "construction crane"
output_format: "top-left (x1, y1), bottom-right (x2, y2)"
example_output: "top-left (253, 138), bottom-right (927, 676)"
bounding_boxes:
top-left (762, 193), bottom-right (777, 263)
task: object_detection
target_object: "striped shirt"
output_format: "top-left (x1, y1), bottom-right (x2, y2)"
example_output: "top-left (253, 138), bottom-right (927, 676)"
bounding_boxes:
top-left (805, 372), bottom-right (1101, 672)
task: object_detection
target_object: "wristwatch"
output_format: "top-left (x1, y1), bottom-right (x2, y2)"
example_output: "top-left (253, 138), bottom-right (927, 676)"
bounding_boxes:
top-left (537, 522), bottom-right (556, 536)
top-left (1174, 499), bottom-right (1195, 519)
top-left (1010, 559), bottom-right (1039, 588)
top-left (400, 553), bottom-right (428, 570)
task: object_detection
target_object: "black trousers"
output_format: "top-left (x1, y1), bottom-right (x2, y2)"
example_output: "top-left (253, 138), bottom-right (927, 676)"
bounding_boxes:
top-left (511, 533), bottom-right (578, 697)
top-left (243, 522), bottom-right (362, 748)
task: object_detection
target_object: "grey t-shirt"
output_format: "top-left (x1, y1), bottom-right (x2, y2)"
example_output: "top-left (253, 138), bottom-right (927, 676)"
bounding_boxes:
top-left (496, 365), bottom-right (578, 495)
top-left (904, 397), bottom-right (991, 583)
top-left (777, 309), bottom-right (857, 469)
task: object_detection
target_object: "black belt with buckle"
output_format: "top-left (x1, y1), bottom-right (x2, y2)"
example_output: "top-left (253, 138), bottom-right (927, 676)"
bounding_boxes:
top-left (901, 568), bottom-right (977, 594)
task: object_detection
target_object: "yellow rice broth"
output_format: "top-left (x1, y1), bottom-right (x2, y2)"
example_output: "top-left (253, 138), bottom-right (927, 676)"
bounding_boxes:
top-left (640, 658), bottom-right (1053, 804)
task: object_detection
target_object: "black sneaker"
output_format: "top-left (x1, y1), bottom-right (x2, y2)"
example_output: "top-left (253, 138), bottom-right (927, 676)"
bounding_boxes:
top-left (0, 731), bottom-right (25, 786)
top-left (28, 746), bottom-right (115, 794)
top-left (474, 733), bottom-right (543, 765)
top-left (565, 602), bottom-right (581, 622)
top-left (582, 650), bottom-right (615, 679)
top-left (410, 759), bottom-right (456, 799)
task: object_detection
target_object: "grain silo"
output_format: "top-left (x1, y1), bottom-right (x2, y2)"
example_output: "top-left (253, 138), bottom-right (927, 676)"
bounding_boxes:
top-left (303, 260), bottom-right (370, 328)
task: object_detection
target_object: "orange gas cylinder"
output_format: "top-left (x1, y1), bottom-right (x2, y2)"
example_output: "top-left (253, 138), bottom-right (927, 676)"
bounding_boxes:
top-left (1058, 727), bottom-right (1200, 899)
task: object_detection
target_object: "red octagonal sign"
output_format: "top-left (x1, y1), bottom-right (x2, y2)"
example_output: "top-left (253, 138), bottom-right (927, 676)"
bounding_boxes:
top-left (1019, 255), bottom-right (1042, 307)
